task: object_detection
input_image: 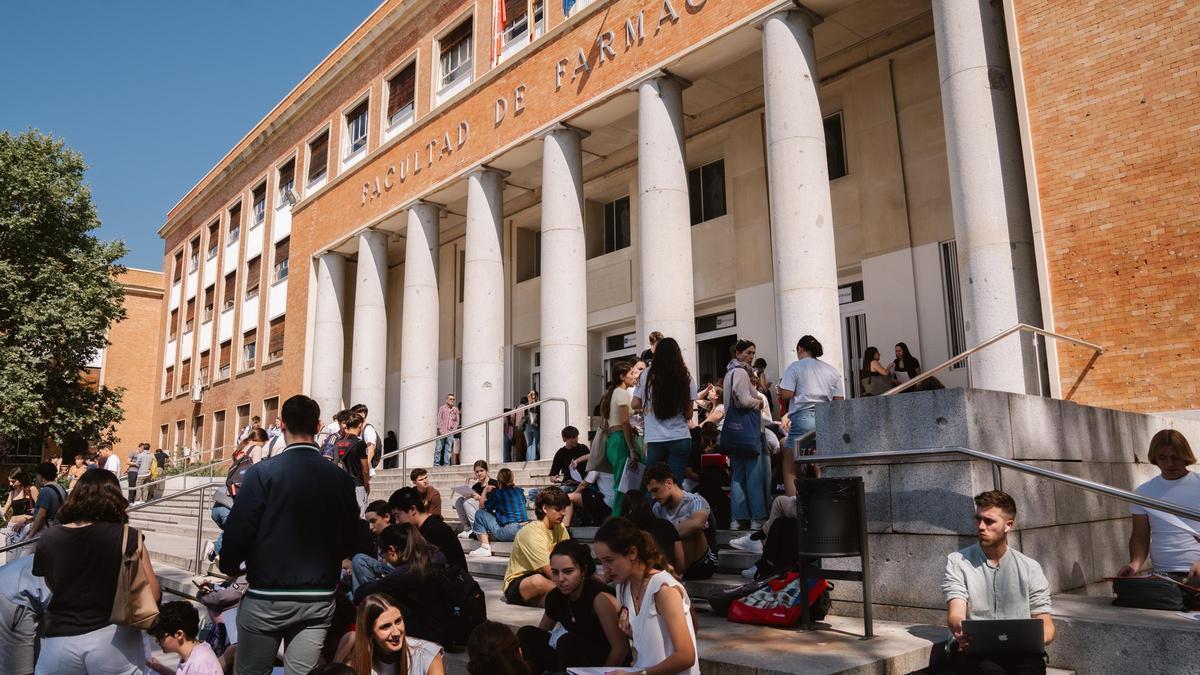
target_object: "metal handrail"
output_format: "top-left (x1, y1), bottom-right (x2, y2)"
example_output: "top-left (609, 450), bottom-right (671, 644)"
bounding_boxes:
top-left (884, 323), bottom-right (1103, 399)
top-left (794, 445), bottom-right (1200, 522)
top-left (379, 397), bottom-right (569, 473)
top-left (132, 445), bottom-right (235, 494)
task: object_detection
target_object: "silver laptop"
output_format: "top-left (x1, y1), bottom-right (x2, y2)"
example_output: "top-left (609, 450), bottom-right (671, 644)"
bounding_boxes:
top-left (961, 619), bottom-right (1045, 656)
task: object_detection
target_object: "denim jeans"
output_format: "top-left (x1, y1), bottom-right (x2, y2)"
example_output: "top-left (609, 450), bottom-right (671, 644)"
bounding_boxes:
top-left (455, 495), bottom-right (481, 531)
top-left (785, 408), bottom-right (817, 456)
top-left (646, 438), bottom-right (692, 484)
top-left (435, 436), bottom-right (454, 466)
top-left (349, 553), bottom-right (392, 593)
top-left (472, 509), bottom-right (524, 542)
top-left (211, 504), bottom-right (231, 555)
top-left (524, 425), bottom-right (539, 461)
top-left (730, 452), bottom-right (768, 521)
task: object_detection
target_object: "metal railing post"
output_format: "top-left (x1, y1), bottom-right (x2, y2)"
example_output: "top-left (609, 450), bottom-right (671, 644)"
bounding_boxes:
top-left (194, 486), bottom-right (207, 575)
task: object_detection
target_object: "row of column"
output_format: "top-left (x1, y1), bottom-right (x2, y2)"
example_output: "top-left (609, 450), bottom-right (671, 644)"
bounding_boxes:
top-left (310, 3), bottom-right (1042, 466)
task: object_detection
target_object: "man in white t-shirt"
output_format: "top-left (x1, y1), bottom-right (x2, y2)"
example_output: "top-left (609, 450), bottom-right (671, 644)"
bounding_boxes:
top-left (1118, 429), bottom-right (1200, 598)
top-left (97, 442), bottom-right (122, 476)
top-left (778, 334), bottom-right (844, 455)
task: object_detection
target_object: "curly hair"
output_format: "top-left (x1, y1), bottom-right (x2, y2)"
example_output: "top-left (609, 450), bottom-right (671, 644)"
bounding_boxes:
top-left (645, 337), bottom-right (693, 421)
top-left (58, 469), bottom-right (128, 524)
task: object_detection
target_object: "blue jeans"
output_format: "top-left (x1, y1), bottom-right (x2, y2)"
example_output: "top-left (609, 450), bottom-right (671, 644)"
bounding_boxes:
top-left (786, 408), bottom-right (817, 456)
top-left (350, 553), bottom-right (392, 593)
top-left (730, 452), bottom-right (768, 521)
top-left (435, 436), bottom-right (454, 465)
top-left (210, 504), bottom-right (231, 555)
top-left (646, 438), bottom-right (692, 484)
top-left (524, 425), bottom-right (539, 461)
top-left (503, 435), bottom-right (512, 463)
top-left (472, 510), bottom-right (524, 542)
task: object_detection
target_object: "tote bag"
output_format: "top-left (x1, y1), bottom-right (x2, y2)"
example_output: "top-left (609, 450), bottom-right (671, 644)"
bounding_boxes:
top-left (719, 368), bottom-right (763, 458)
top-left (110, 525), bottom-right (160, 629)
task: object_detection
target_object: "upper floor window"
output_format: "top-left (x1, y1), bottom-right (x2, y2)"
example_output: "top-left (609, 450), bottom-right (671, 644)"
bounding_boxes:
top-left (603, 196), bottom-right (631, 254)
top-left (308, 131), bottom-right (329, 185)
top-left (274, 238), bottom-right (290, 282)
top-left (184, 298), bottom-right (196, 333)
top-left (252, 183), bottom-right (267, 225)
top-left (502, 0), bottom-right (545, 48)
top-left (688, 159), bottom-right (727, 225)
top-left (241, 330), bottom-right (257, 371)
top-left (188, 237), bottom-right (200, 272)
top-left (207, 221), bottom-right (219, 259)
top-left (387, 63), bottom-right (416, 126)
top-left (228, 203), bottom-right (242, 243)
top-left (245, 256), bottom-right (261, 299)
top-left (824, 111), bottom-right (847, 180)
top-left (202, 285), bottom-right (215, 323)
top-left (439, 20), bottom-right (473, 89)
top-left (169, 308), bottom-right (179, 340)
top-left (345, 100), bottom-right (369, 156)
top-left (223, 272), bottom-right (236, 311)
top-left (172, 252), bottom-right (183, 283)
top-left (278, 160), bottom-right (296, 203)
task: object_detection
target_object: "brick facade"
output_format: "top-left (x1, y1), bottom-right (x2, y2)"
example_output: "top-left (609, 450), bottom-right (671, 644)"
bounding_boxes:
top-left (1015, 0), bottom-right (1200, 412)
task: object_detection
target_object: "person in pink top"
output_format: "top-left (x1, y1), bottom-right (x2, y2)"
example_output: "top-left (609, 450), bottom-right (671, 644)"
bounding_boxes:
top-left (147, 602), bottom-right (224, 675)
top-left (435, 394), bottom-right (460, 466)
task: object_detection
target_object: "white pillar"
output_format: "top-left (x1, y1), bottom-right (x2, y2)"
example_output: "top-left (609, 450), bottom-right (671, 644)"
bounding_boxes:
top-left (636, 74), bottom-right (697, 374)
top-left (933, 0), bottom-right (1043, 394)
top-left (399, 202), bottom-right (441, 467)
top-left (461, 168), bottom-right (506, 464)
top-left (762, 10), bottom-right (843, 376)
top-left (350, 230), bottom-right (389, 422)
top-left (310, 252), bottom-right (347, 422)
top-left (539, 126), bottom-right (588, 450)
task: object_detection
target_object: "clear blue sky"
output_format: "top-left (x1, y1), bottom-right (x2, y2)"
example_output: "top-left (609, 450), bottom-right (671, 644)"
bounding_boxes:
top-left (0, 1), bottom-right (379, 271)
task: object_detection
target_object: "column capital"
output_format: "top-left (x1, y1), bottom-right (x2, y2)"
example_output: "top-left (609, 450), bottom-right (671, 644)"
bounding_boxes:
top-left (315, 249), bottom-right (346, 262)
top-left (753, 3), bottom-right (823, 30)
top-left (536, 123), bottom-right (591, 142)
top-left (401, 198), bottom-right (445, 213)
top-left (466, 164), bottom-right (511, 180)
top-left (626, 69), bottom-right (692, 93)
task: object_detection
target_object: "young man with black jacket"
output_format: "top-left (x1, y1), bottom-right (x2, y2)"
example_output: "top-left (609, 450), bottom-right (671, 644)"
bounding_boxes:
top-left (390, 486), bottom-right (467, 571)
top-left (219, 394), bottom-right (360, 675)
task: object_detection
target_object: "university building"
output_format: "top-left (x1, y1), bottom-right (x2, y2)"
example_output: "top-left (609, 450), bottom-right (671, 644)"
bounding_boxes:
top-left (152, 0), bottom-right (1200, 464)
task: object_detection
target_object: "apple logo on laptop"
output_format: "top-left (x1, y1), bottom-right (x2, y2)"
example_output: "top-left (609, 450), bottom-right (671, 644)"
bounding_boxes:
top-left (998, 634), bottom-right (1009, 642)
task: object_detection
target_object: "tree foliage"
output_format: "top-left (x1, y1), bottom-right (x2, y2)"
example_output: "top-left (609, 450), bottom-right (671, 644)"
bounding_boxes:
top-left (0, 129), bottom-right (129, 447)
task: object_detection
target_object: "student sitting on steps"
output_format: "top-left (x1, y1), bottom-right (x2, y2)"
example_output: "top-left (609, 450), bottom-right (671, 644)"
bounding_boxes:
top-left (500, 486), bottom-right (572, 607)
top-left (469, 468), bottom-right (530, 558)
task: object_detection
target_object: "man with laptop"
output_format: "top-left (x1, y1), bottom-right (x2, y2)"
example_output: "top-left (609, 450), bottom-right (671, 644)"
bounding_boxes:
top-left (942, 490), bottom-right (1056, 674)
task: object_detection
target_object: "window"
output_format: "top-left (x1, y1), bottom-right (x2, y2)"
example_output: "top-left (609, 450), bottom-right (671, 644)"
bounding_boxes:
top-left (202, 285), bottom-right (215, 322)
top-left (198, 350), bottom-right (210, 385)
top-left (179, 359), bottom-right (191, 394)
top-left (274, 238), bottom-right (290, 282)
top-left (245, 256), bottom-right (261, 299)
top-left (212, 411), bottom-right (226, 455)
top-left (940, 240), bottom-right (966, 369)
top-left (189, 237), bottom-right (200, 272)
top-left (172, 252), bottom-right (183, 283)
top-left (168, 308), bottom-right (179, 340)
top-left (268, 316), bottom-right (285, 362)
top-left (241, 330), bottom-right (257, 371)
top-left (345, 100), bottom-right (369, 156)
top-left (278, 160), bottom-right (296, 202)
top-left (387, 63), bottom-right (416, 126)
top-left (262, 397), bottom-right (279, 426)
top-left (308, 131), bottom-right (329, 184)
top-left (603, 196), bottom-right (631, 253)
top-left (184, 298), bottom-right (195, 333)
top-left (502, 0), bottom-right (543, 45)
top-left (218, 340), bottom-right (232, 379)
top-left (824, 112), bottom-right (847, 180)
top-left (228, 203), bottom-right (242, 244)
top-left (164, 366), bottom-right (174, 398)
top-left (688, 159), bottom-right (727, 225)
top-left (207, 221), bottom-right (219, 259)
top-left (223, 272), bottom-right (236, 310)
top-left (252, 183), bottom-right (266, 225)
top-left (439, 20), bottom-right (473, 88)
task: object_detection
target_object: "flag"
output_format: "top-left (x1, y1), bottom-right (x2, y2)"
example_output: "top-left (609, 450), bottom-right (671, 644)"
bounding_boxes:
top-left (494, 0), bottom-right (508, 62)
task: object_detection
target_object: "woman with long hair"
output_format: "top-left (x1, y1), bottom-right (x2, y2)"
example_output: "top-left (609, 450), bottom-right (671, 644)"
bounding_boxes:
top-left (620, 490), bottom-right (686, 574)
top-left (516, 540), bottom-right (628, 672)
top-left (353, 524), bottom-right (451, 644)
top-left (3, 468), bottom-right (38, 533)
top-left (599, 360), bottom-right (642, 515)
top-left (631, 337), bottom-right (697, 482)
top-left (33, 469), bottom-right (160, 674)
top-left (722, 339), bottom-right (769, 531)
top-left (593, 517), bottom-right (698, 674)
top-left (467, 621), bottom-right (532, 675)
top-left (860, 347), bottom-right (895, 396)
top-left (891, 342), bottom-right (921, 384)
top-left (244, 427), bottom-right (271, 463)
top-left (351, 593), bottom-right (444, 675)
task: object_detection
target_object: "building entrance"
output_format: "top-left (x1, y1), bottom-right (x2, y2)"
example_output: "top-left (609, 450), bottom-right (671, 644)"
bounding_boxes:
top-left (697, 334), bottom-right (738, 388)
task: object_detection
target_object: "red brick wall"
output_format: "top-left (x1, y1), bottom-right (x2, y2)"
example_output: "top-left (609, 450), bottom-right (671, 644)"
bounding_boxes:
top-left (1015, 0), bottom-right (1200, 412)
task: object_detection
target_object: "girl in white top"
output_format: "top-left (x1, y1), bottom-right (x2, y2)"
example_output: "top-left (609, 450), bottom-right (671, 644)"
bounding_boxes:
top-left (350, 593), bottom-right (444, 675)
top-left (594, 517), bottom-right (699, 675)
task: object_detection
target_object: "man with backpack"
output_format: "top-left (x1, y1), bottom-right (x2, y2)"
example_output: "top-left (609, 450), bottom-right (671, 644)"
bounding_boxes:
top-left (350, 403), bottom-right (382, 475)
top-left (319, 409), bottom-right (351, 462)
top-left (338, 413), bottom-right (372, 517)
top-left (24, 462), bottom-right (66, 539)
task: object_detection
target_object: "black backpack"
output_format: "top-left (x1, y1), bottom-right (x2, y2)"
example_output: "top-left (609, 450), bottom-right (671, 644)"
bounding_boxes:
top-left (366, 424), bottom-right (383, 468)
top-left (433, 565), bottom-right (487, 647)
top-left (225, 453), bottom-right (254, 497)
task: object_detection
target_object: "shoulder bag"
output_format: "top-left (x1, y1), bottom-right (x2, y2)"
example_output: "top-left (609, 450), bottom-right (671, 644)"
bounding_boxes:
top-left (719, 368), bottom-right (763, 459)
top-left (110, 525), bottom-right (160, 629)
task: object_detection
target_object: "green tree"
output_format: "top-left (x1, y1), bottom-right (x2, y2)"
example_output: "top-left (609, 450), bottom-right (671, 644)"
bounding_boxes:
top-left (0, 129), bottom-right (129, 448)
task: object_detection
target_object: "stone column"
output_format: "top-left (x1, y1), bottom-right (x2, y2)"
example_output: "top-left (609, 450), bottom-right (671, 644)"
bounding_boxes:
top-left (399, 202), bottom-right (441, 467)
top-left (539, 126), bottom-right (588, 450)
top-left (310, 252), bottom-right (347, 421)
top-left (350, 230), bottom-right (389, 423)
top-left (933, 0), bottom-right (1043, 393)
top-left (636, 74), bottom-right (697, 374)
top-left (762, 10), bottom-right (843, 376)
top-left (460, 167), bottom-right (506, 464)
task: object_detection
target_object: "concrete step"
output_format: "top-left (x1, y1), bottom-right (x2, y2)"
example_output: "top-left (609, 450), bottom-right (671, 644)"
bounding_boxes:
top-left (1045, 594), bottom-right (1200, 673)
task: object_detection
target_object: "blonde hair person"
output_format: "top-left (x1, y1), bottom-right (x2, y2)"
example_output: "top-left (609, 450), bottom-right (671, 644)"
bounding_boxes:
top-left (1119, 429), bottom-right (1200, 590)
top-left (351, 593), bottom-right (444, 675)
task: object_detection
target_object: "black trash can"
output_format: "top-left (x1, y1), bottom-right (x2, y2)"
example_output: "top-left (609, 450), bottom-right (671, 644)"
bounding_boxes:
top-left (795, 476), bottom-right (865, 557)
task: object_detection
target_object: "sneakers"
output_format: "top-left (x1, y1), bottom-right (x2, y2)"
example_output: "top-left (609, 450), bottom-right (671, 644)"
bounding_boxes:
top-left (468, 545), bottom-right (492, 558)
top-left (750, 519), bottom-right (764, 530)
top-left (457, 529), bottom-right (472, 540)
top-left (729, 534), bottom-right (763, 554)
top-left (203, 540), bottom-right (217, 563)
top-left (729, 521), bottom-right (743, 531)
top-left (741, 565), bottom-right (757, 580)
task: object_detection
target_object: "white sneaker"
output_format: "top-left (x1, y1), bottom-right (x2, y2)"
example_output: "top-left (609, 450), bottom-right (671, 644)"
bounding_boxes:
top-left (750, 520), bottom-right (764, 531)
top-left (468, 546), bottom-right (492, 558)
top-left (729, 534), bottom-right (763, 554)
top-left (741, 566), bottom-right (757, 580)
top-left (457, 530), bottom-right (472, 540)
top-left (203, 540), bottom-right (216, 563)
top-left (729, 521), bottom-right (743, 531)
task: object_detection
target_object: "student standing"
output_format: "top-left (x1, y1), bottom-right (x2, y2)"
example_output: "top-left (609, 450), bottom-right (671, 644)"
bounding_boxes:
top-left (342, 414), bottom-right (372, 517)
top-left (523, 390), bottom-right (541, 461)
top-left (722, 339), bottom-right (768, 531)
top-left (593, 517), bottom-right (699, 675)
top-left (435, 394), bottom-right (460, 467)
top-left (219, 394), bottom-right (360, 675)
top-left (778, 335), bottom-right (844, 453)
top-left (632, 337), bottom-right (698, 483)
top-left (600, 361), bottom-right (641, 515)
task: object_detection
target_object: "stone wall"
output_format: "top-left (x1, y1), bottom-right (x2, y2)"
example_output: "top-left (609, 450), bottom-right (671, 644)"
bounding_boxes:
top-left (811, 388), bottom-right (1200, 618)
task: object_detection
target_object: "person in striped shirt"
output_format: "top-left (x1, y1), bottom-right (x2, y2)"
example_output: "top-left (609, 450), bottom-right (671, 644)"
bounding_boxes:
top-left (469, 468), bottom-right (530, 557)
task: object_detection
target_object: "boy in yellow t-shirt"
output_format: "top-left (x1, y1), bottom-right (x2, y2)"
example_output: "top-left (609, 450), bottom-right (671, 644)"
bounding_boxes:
top-left (504, 486), bottom-right (571, 607)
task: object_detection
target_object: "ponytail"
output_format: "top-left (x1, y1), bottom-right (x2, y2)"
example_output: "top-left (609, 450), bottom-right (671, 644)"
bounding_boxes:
top-left (594, 516), bottom-right (673, 578)
top-left (599, 361), bottom-right (634, 420)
